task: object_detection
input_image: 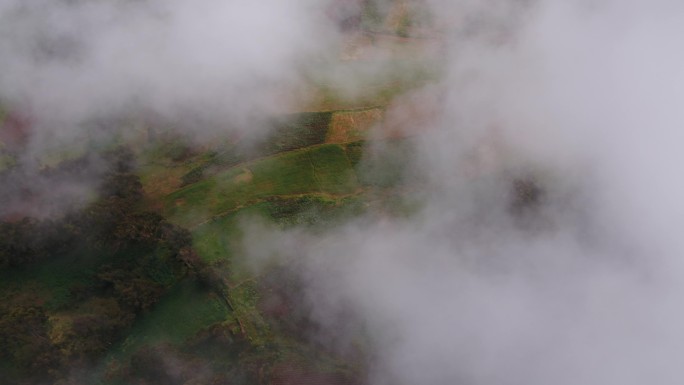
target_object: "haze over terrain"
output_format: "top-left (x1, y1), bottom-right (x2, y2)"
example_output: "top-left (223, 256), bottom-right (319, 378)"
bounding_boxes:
top-left (2, 0), bottom-right (684, 384)
top-left (247, 1), bottom-right (684, 384)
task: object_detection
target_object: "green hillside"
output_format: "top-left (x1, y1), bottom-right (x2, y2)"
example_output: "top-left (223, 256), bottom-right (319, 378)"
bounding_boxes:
top-left (0, 103), bottom-right (419, 384)
top-left (0, 2), bottom-right (438, 383)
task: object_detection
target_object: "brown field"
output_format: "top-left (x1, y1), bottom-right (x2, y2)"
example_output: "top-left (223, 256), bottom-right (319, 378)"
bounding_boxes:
top-left (140, 166), bottom-right (187, 210)
top-left (326, 108), bottom-right (384, 143)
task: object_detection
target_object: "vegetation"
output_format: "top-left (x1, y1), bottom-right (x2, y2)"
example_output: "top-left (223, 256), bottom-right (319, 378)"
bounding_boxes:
top-left (176, 112), bottom-right (333, 189)
top-left (0, 132), bottom-right (419, 385)
top-left (0, 110), bottom-right (419, 385)
top-left (0, 3), bottom-right (437, 382)
top-left (0, 148), bottom-right (198, 384)
top-left (0, 132), bottom-right (403, 384)
top-left (165, 143), bottom-right (361, 227)
top-left (262, 112), bottom-right (332, 154)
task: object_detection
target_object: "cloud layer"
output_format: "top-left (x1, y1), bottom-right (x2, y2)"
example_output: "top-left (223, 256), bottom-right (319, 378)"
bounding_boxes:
top-left (245, 1), bottom-right (684, 384)
top-left (5, 1), bottom-right (684, 383)
top-left (0, 0), bottom-right (334, 147)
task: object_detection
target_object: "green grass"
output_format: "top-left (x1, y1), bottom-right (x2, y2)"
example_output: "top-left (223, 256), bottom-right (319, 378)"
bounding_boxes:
top-left (308, 144), bottom-right (359, 193)
top-left (263, 195), bottom-right (367, 229)
top-left (263, 112), bottom-right (332, 154)
top-left (96, 279), bottom-right (239, 385)
top-left (165, 144), bottom-right (359, 227)
top-left (246, 149), bottom-right (319, 196)
top-left (137, 144), bottom-right (215, 195)
top-left (191, 194), bottom-right (367, 265)
top-left (192, 211), bottom-right (246, 264)
top-left (167, 112), bottom-right (332, 188)
top-left (114, 280), bottom-right (230, 353)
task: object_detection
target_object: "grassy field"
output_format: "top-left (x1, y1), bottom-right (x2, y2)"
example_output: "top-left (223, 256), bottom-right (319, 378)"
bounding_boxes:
top-left (262, 112), bottom-right (333, 154)
top-left (139, 112), bottom-right (336, 196)
top-left (191, 194), bottom-right (368, 265)
top-left (164, 144), bottom-right (361, 228)
top-left (113, 281), bottom-right (230, 353)
top-left (100, 280), bottom-right (238, 384)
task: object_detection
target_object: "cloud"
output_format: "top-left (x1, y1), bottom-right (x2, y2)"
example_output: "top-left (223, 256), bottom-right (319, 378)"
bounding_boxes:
top-left (6, 0), bottom-right (684, 382)
top-left (243, 1), bottom-right (684, 384)
top-left (0, 0), bottom-right (336, 147)
top-left (0, 0), bottom-right (343, 218)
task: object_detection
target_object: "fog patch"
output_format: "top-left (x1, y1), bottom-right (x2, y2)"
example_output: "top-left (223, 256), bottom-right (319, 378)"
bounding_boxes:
top-left (242, 1), bottom-right (684, 384)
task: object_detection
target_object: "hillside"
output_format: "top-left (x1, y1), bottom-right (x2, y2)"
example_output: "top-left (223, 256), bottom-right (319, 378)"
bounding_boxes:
top-left (5, 1), bottom-right (684, 385)
top-left (0, 2), bottom-right (440, 383)
top-left (0, 107), bottom-right (422, 385)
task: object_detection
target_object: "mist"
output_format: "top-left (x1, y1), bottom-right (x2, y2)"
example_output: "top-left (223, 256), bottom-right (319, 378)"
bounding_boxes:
top-left (243, 1), bottom-right (684, 384)
top-left (4, 0), bottom-right (684, 383)
top-left (0, 0), bottom-right (336, 150)
top-left (0, 0), bottom-right (343, 218)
